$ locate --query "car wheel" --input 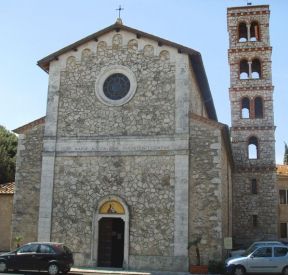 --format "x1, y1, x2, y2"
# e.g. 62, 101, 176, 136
234, 265, 246, 275
48, 263, 59, 275
0, 261, 7, 273
283, 266, 288, 275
